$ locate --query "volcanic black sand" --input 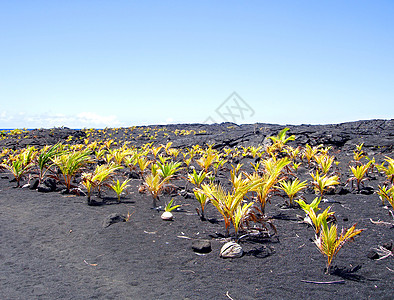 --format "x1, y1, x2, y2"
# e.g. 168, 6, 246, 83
0, 120, 393, 299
